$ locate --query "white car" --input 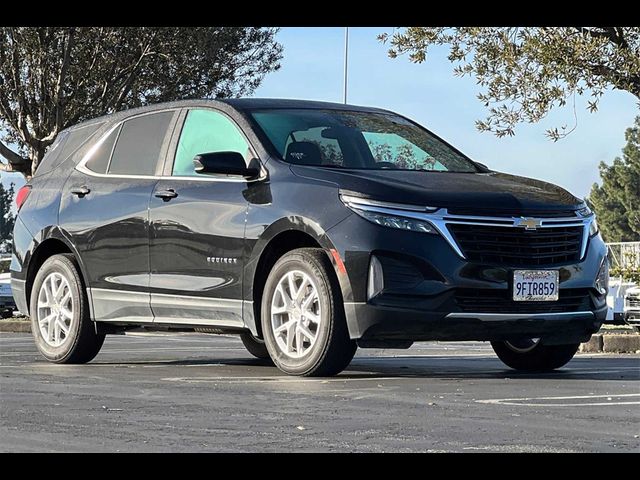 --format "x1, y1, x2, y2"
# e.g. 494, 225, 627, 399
624, 286, 640, 332
0, 258, 15, 318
